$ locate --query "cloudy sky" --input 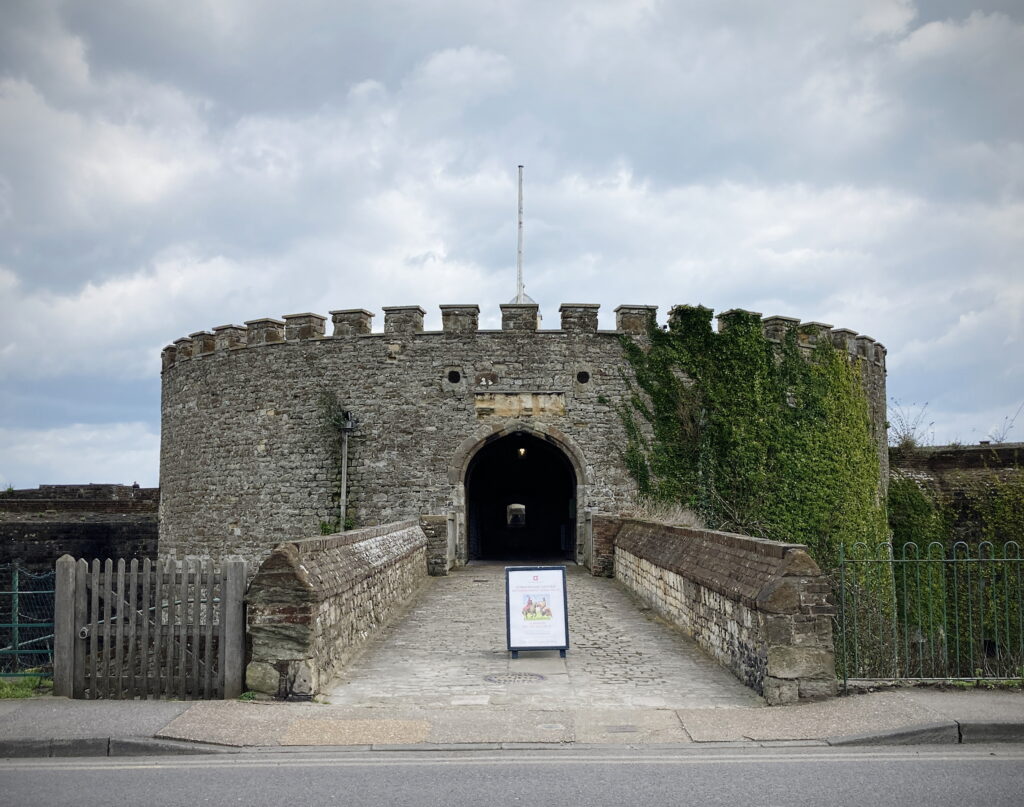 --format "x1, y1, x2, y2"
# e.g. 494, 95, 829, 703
1, 0, 1022, 489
